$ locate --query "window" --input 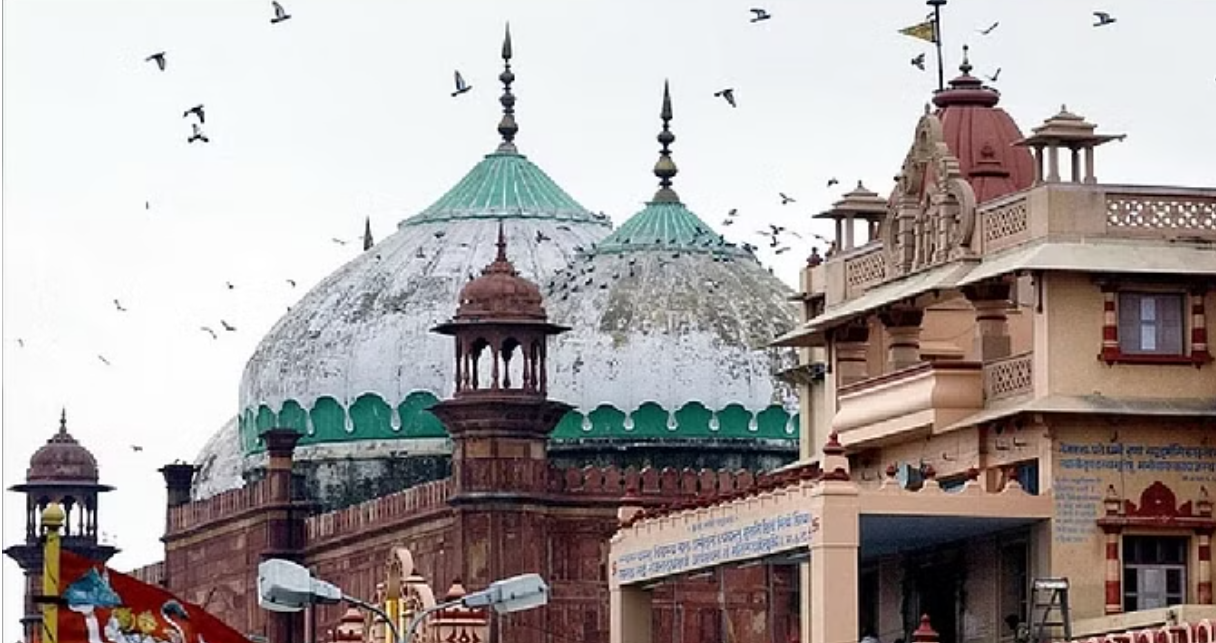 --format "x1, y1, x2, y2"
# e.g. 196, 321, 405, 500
1122, 536, 1188, 611
1118, 292, 1185, 356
